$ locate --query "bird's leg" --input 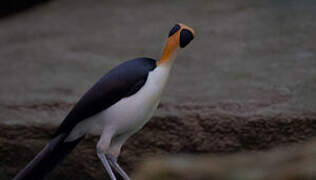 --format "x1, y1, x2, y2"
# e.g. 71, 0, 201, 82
97, 129, 118, 179
107, 154, 130, 180
97, 152, 117, 180
97, 134, 116, 180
